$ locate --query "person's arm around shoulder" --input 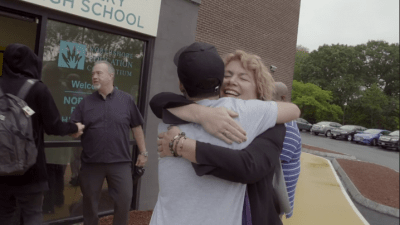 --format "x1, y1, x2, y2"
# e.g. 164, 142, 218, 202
157, 125, 285, 183
149, 92, 192, 121
239, 99, 300, 137
195, 124, 285, 183
150, 92, 247, 144
241, 99, 300, 125
164, 97, 300, 144
276, 102, 301, 124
